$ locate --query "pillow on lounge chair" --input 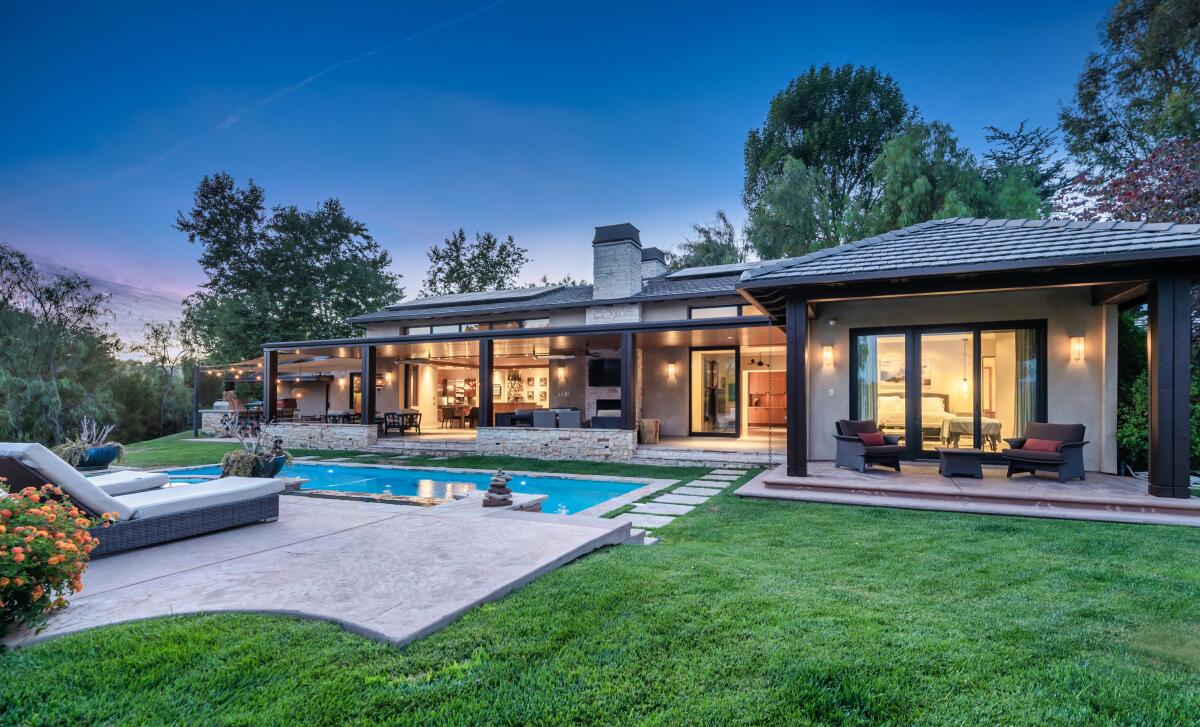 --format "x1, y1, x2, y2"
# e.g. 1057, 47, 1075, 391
0, 443, 135, 520
857, 432, 886, 446
1021, 438, 1062, 452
